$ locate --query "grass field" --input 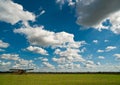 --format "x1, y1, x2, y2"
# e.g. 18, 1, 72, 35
0, 74, 120, 85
